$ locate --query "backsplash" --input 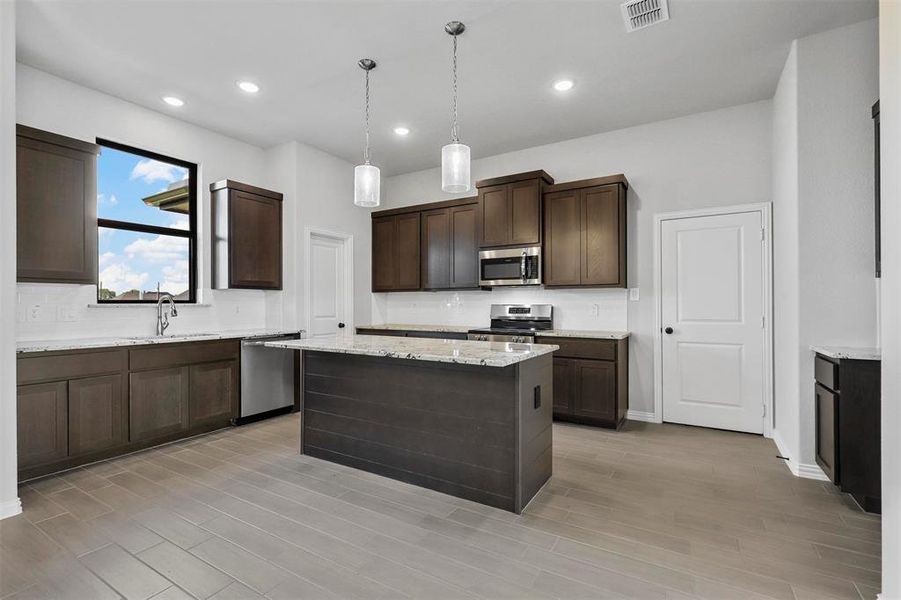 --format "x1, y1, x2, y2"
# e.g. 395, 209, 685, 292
16, 283, 273, 340
372, 287, 629, 331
